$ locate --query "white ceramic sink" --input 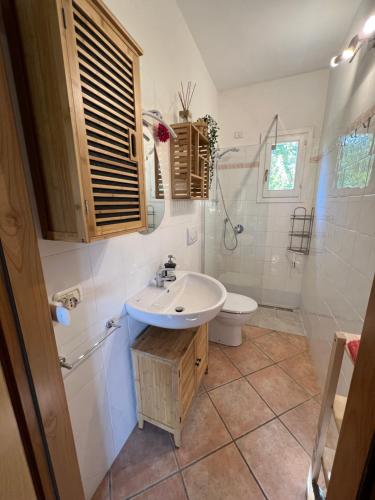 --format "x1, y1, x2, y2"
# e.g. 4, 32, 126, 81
126, 271, 227, 329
